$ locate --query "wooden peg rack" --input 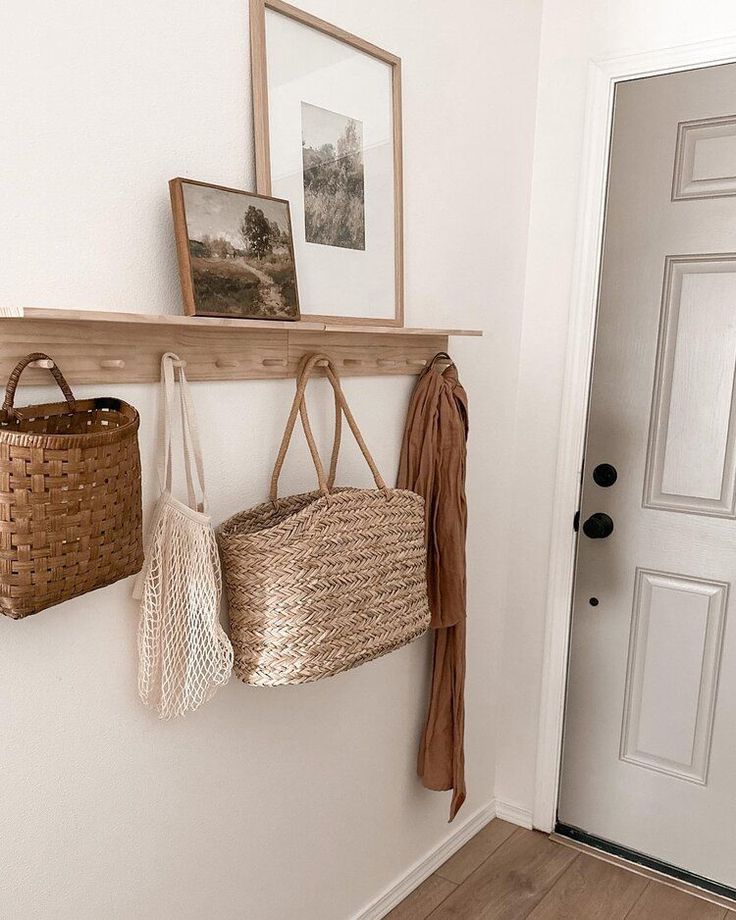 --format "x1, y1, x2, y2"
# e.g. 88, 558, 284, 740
0, 308, 482, 386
